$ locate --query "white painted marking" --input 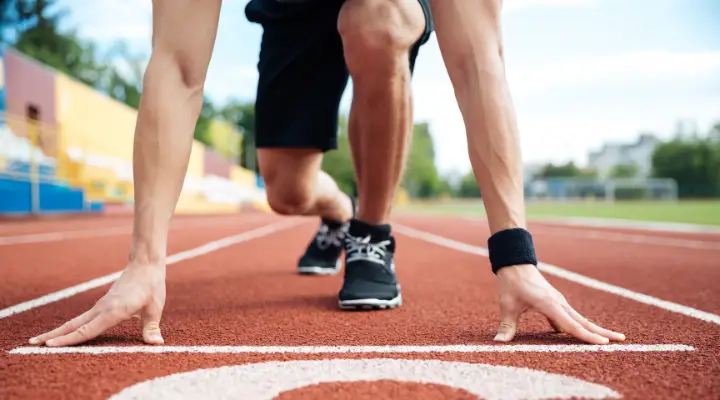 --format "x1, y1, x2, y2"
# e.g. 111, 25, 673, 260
8, 344, 694, 355
108, 359, 621, 400
0, 219, 302, 320
536, 217, 720, 234
394, 223, 720, 326
0, 214, 269, 246
0, 226, 130, 245
459, 216, 720, 250
529, 226, 719, 251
